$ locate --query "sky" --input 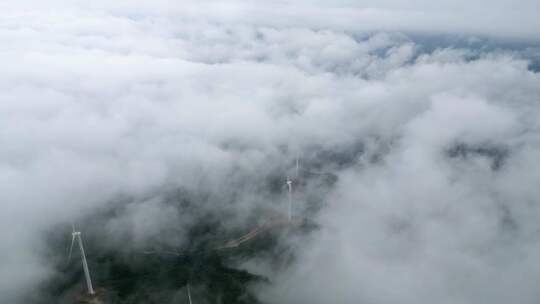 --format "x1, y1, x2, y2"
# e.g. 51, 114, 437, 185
1, 1, 540, 303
